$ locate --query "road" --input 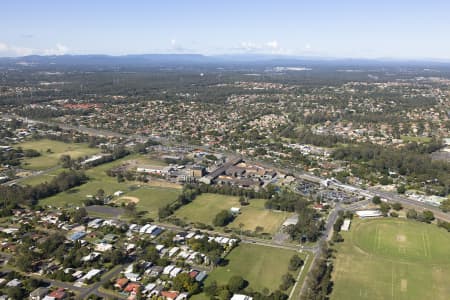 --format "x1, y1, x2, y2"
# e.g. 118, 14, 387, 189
77, 264, 127, 300
296, 202, 341, 299
288, 253, 309, 300
156, 221, 318, 252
